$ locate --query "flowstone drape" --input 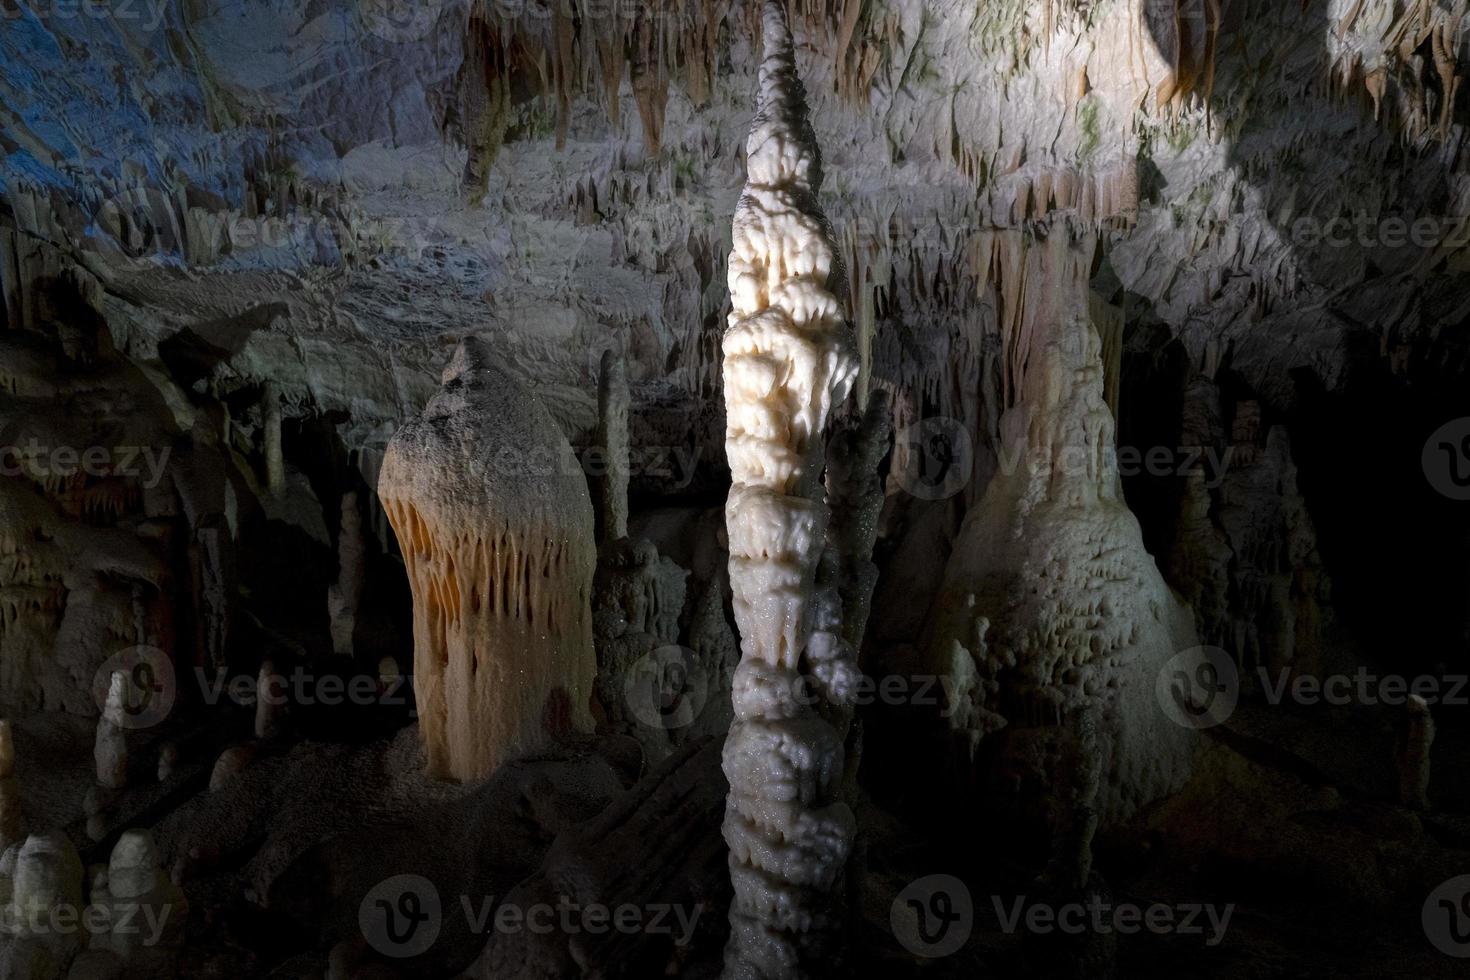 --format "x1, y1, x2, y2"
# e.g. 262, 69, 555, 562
719, 2, 862, 975
380, 338, 596, 782
923, 230, 1198, 830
